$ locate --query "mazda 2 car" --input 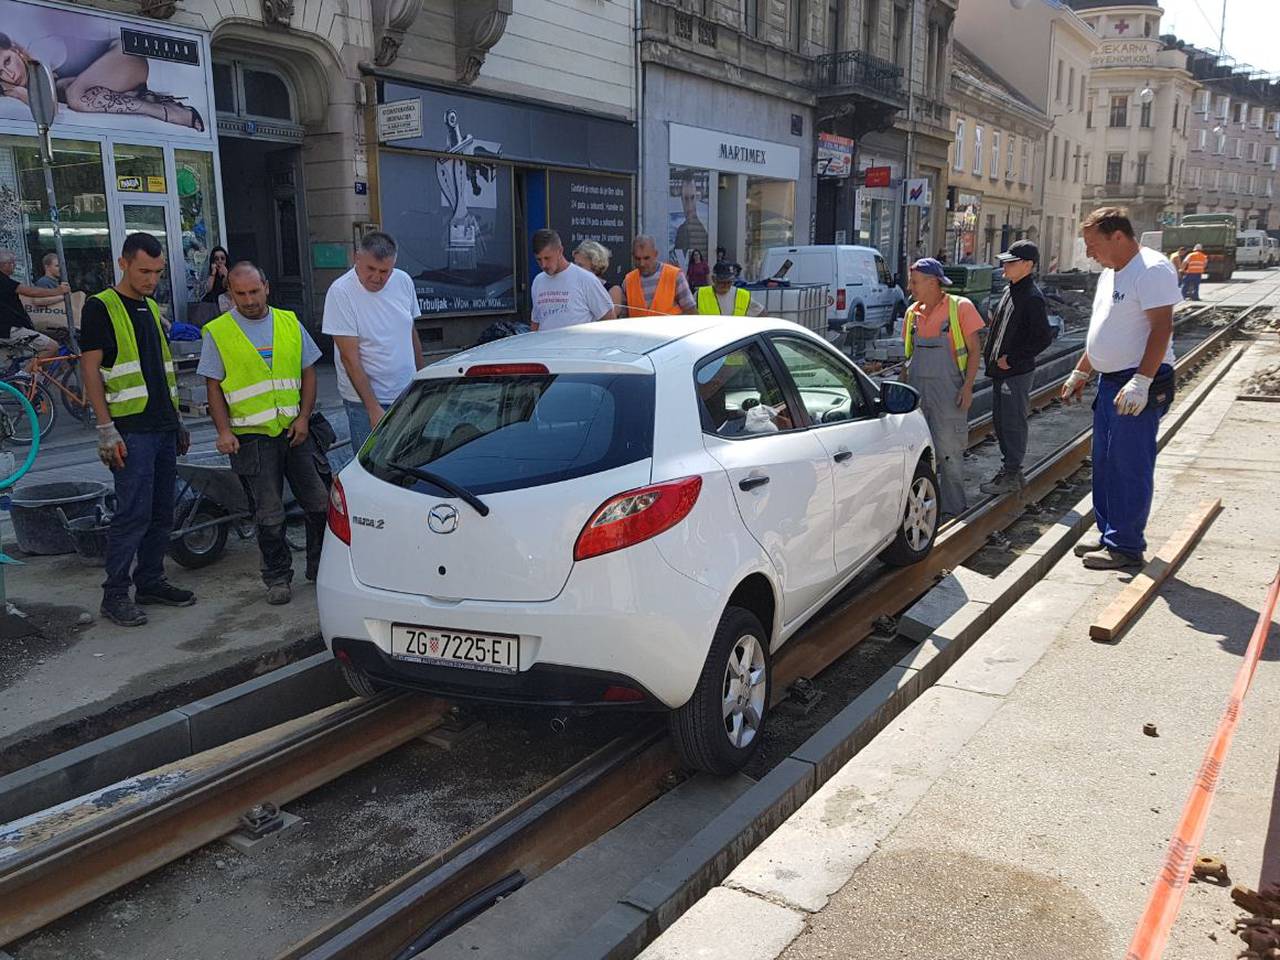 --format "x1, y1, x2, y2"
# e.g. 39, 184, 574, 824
318, 316, 938, 774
